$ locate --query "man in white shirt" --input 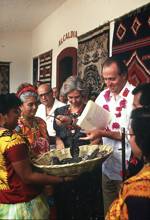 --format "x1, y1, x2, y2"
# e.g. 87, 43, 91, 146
82, 57, 135, 215
36, 83, 65, 138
